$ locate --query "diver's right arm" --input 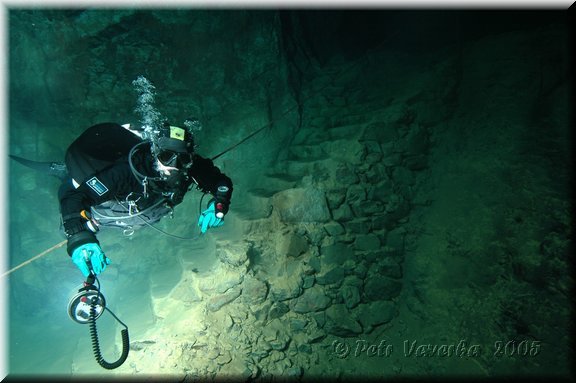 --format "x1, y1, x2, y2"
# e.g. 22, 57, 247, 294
59, 162, 141, 276
58, 177, 118, 277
